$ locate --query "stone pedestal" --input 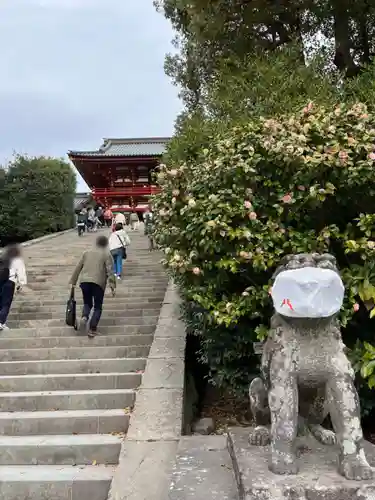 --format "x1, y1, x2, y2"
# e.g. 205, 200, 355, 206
228, 427, 375, 500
